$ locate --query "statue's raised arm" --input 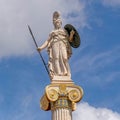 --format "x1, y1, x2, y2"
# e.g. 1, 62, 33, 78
37, 11, 80, 83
